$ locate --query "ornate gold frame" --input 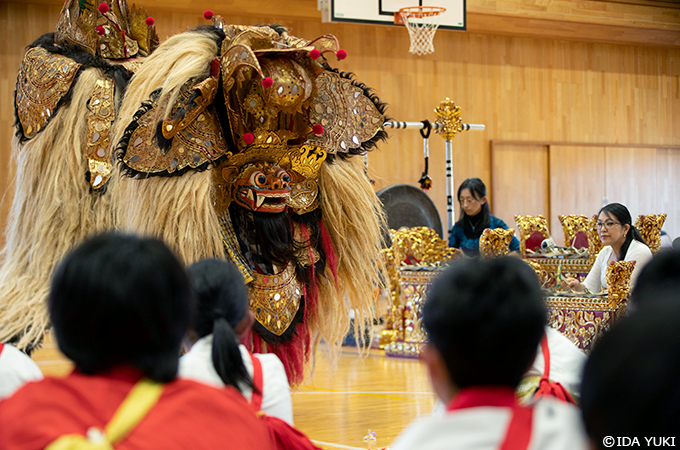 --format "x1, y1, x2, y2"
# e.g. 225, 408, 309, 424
479, 227, 514, 258
634, 213, 667, 254
379, 226, 463, 351
514, 214, 550, 255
